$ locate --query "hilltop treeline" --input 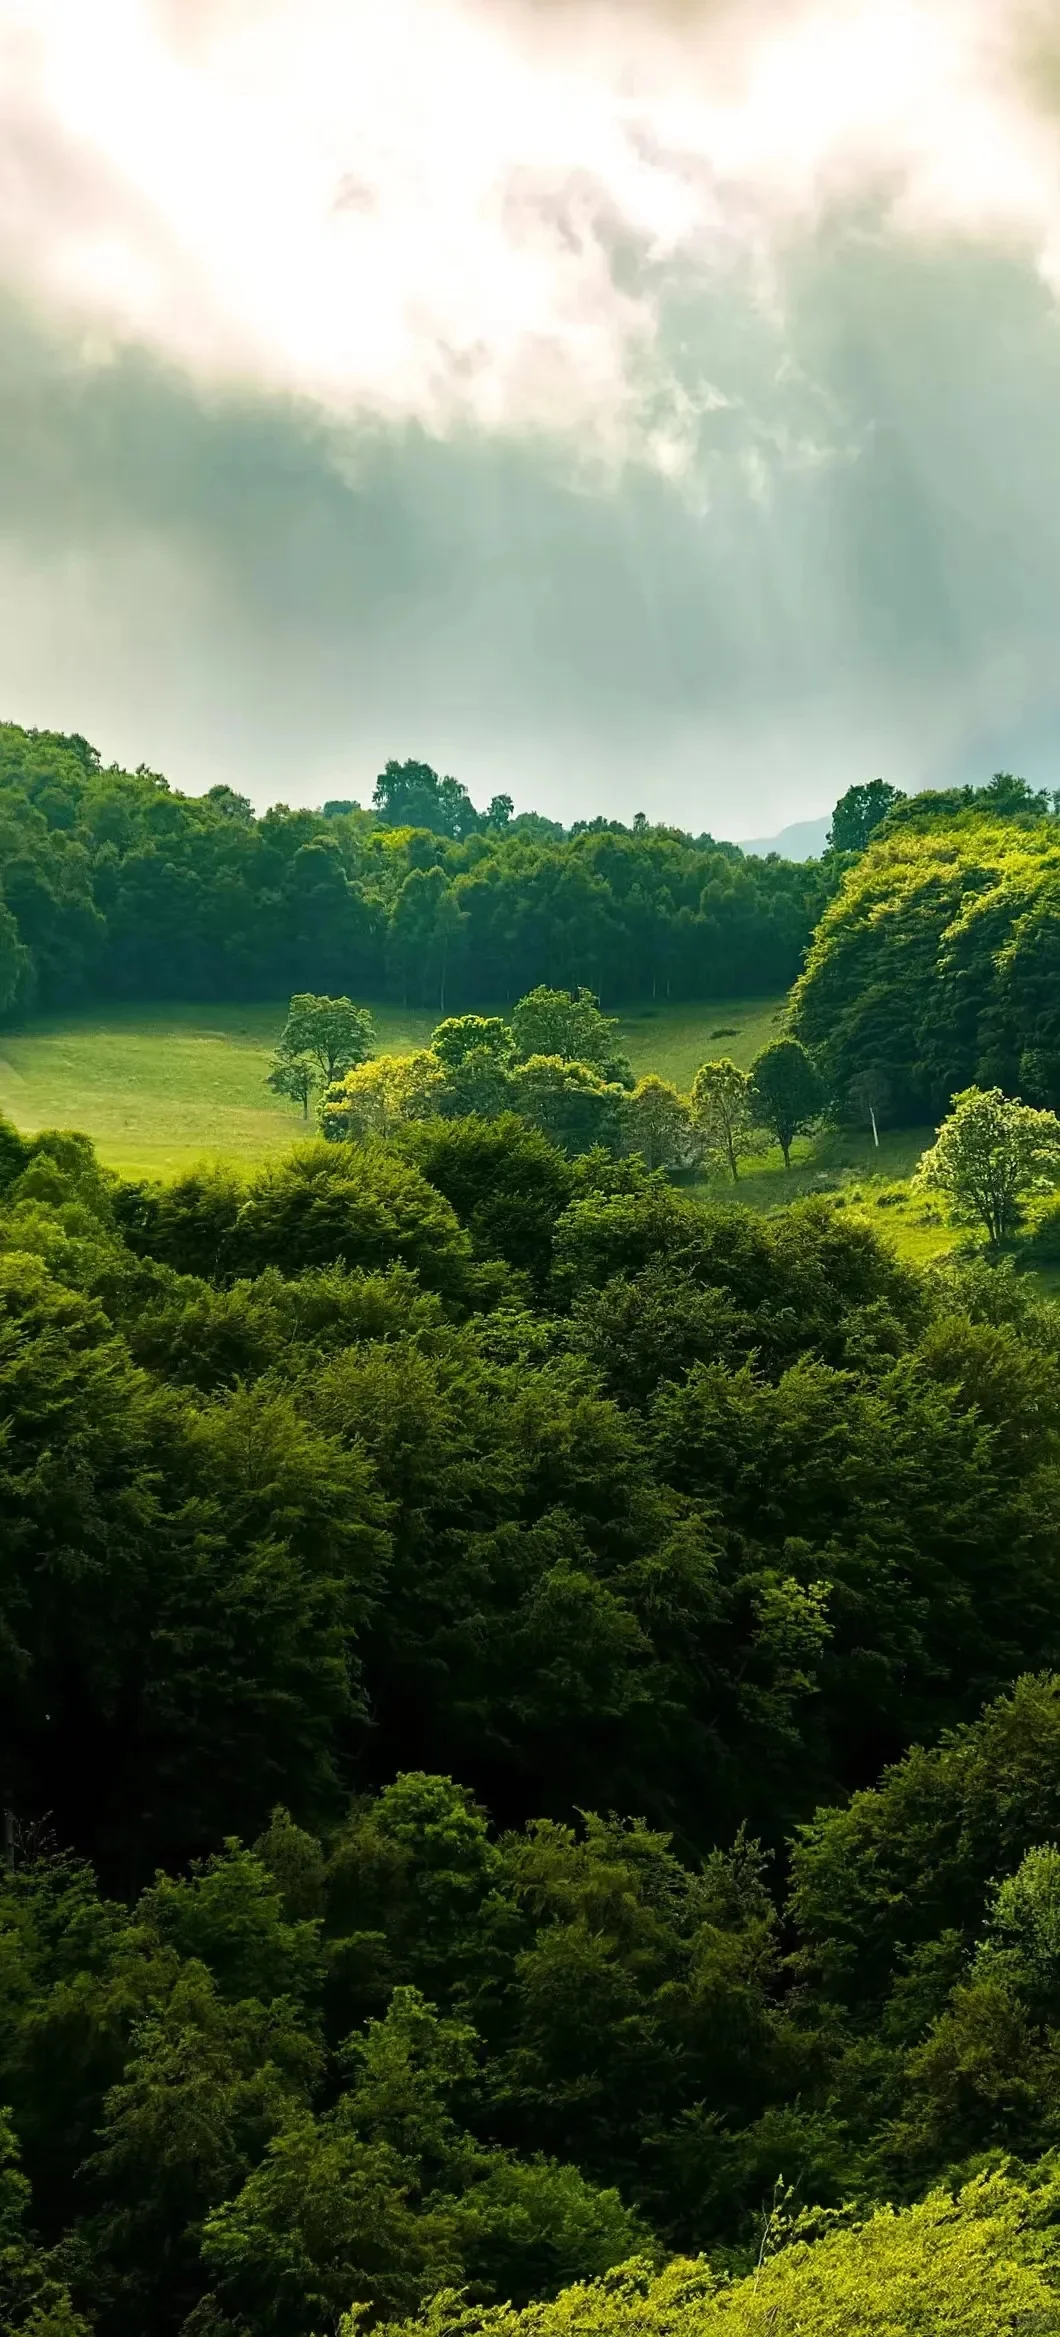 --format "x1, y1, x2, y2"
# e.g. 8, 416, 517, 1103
794, 783, 1060, 1121
5, 1106, 1060, 2329
0, 725, 827, 1016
